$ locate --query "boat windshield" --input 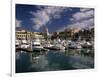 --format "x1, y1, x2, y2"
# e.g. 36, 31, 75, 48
32, 44, 40, 46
